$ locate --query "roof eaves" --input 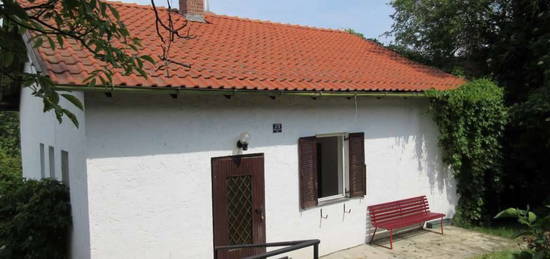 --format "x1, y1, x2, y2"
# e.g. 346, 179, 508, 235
22, 33, 49, 75
55, 84, 429, 98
